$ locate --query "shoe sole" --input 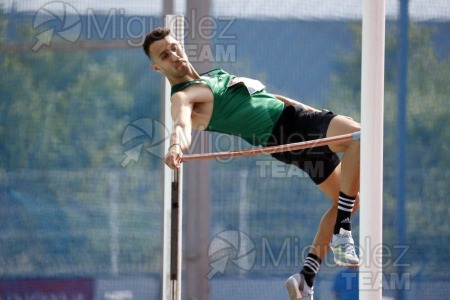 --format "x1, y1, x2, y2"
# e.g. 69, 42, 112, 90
334, 258, 360, 268
330, 246, 360, 268
285, 275, 313, 300
285, 276, 300, 300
